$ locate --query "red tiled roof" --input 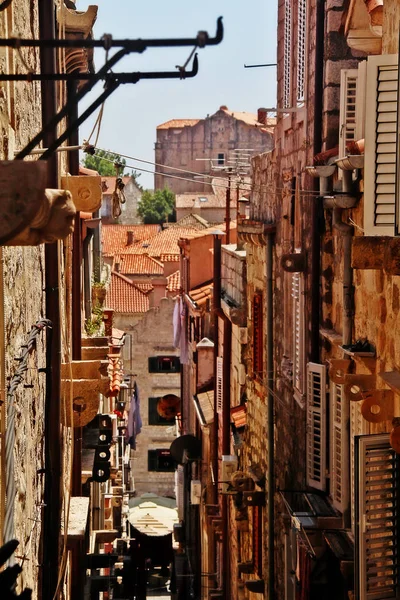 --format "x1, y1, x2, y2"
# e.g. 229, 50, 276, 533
105, 271, 149, 313
118, 226, 198, 259
167, 270, 181, 293
157, 119, 200, 130
102, 224, 160, 256
114, 254, 164, 275
135, 282, 154, 293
